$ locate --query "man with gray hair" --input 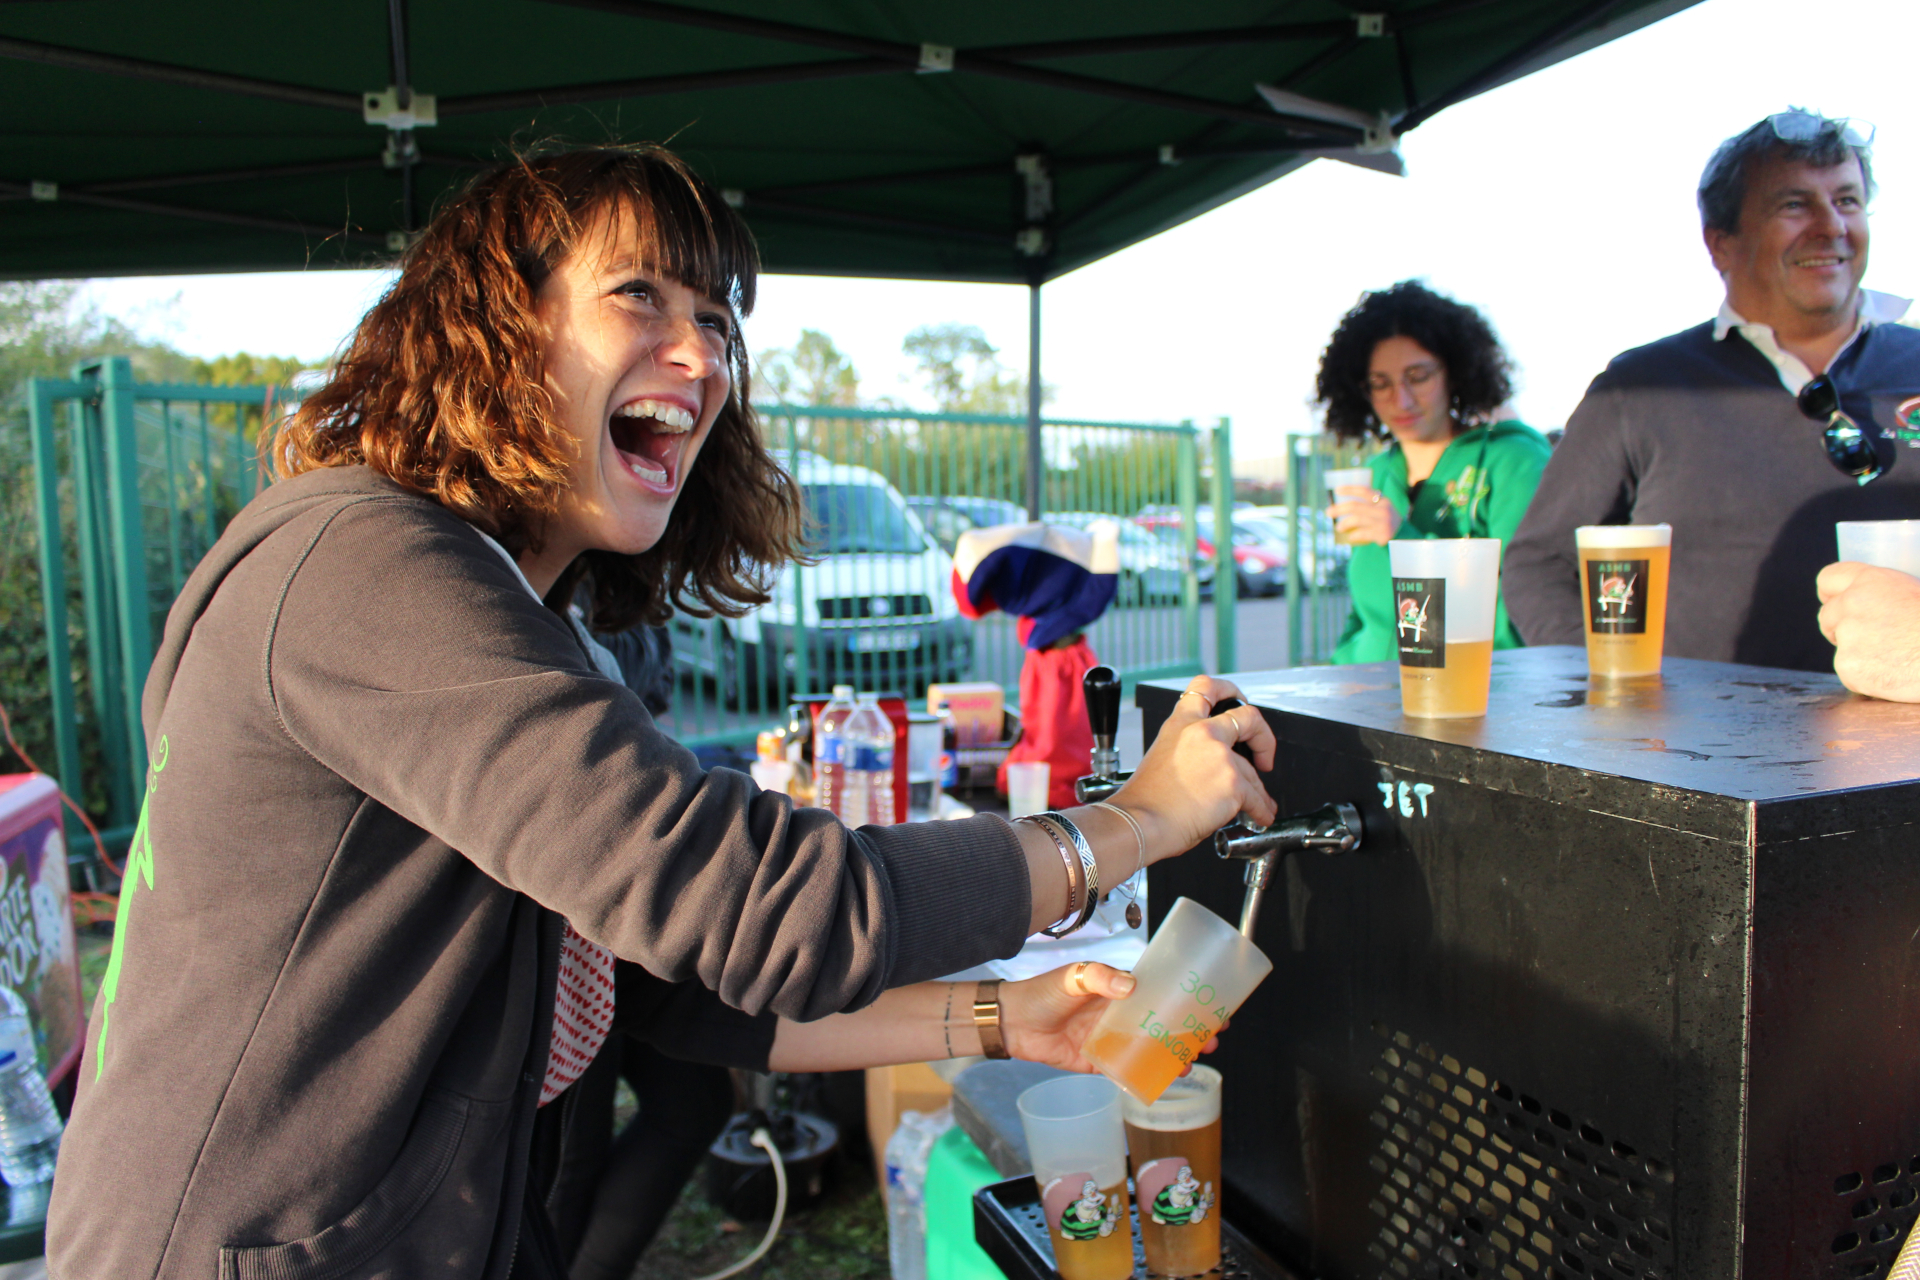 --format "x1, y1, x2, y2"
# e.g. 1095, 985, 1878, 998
1504, 110, 1920, 671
